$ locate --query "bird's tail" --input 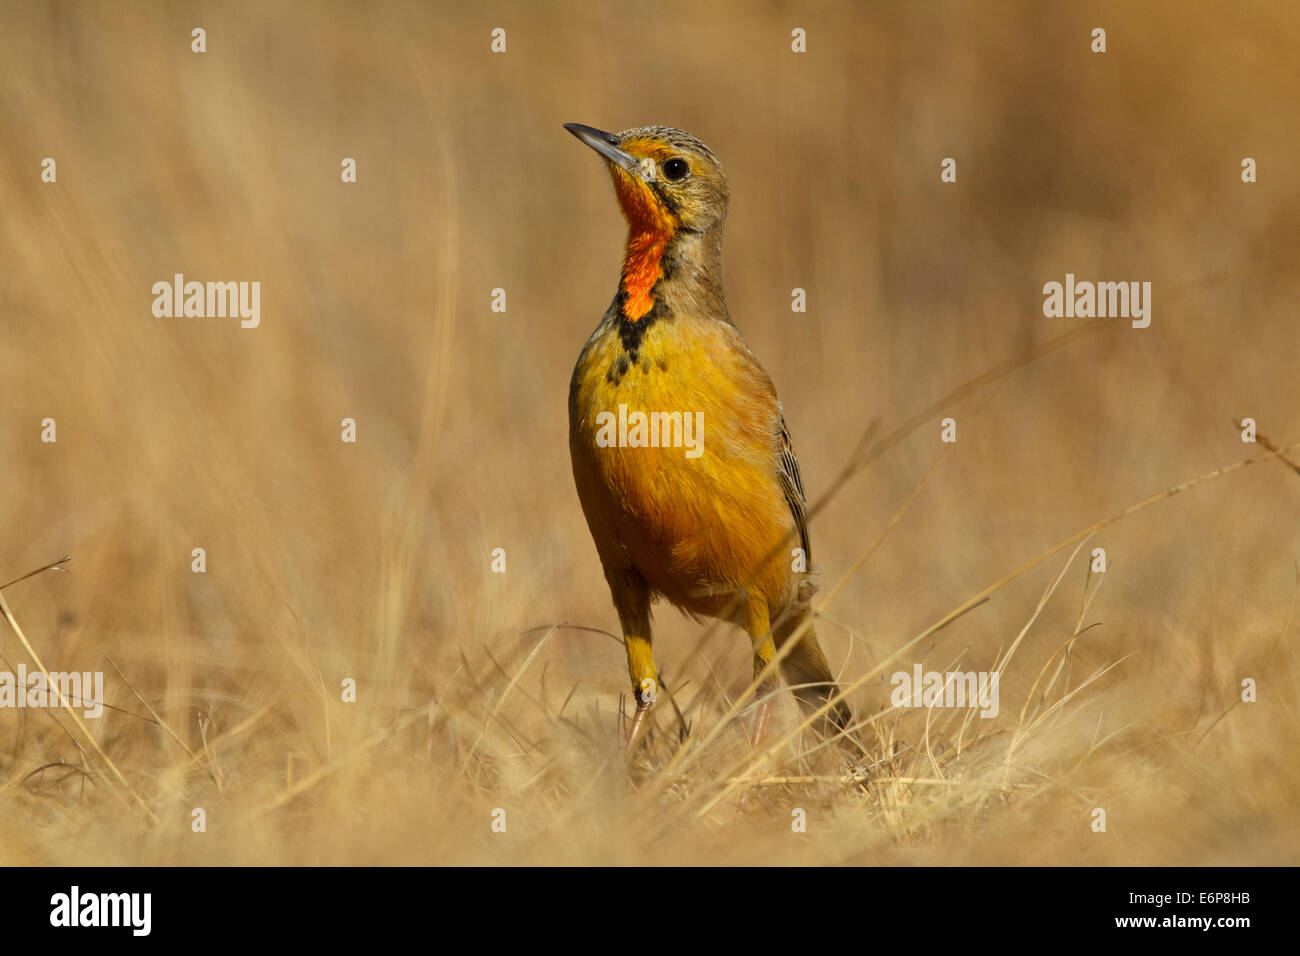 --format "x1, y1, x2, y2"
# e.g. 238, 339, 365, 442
772, 603, 855, 744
